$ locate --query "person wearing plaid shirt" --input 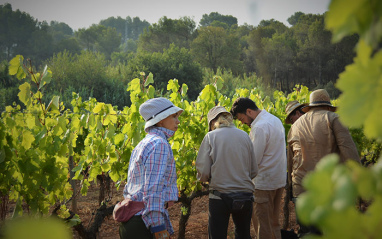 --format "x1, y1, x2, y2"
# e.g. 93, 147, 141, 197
120, 98, 183, 239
